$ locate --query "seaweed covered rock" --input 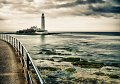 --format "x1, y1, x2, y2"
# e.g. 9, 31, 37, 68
94, 71, 106, 76
72, 77, 106, 84
107, 74, 120, 79
72, 61, 104, 68
39, 49, 56, 55
61, 57, 81, 62
38, 66, 61, 71
39, 48, 71, 55
65, 68, 76, 73
104, 62, 120, 67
